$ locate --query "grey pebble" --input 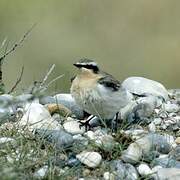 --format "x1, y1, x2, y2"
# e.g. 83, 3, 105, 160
35, 129, 74, 149
169, 145, 180, 161
153, 168, 180, 180
121, 133, 173, 164
110, 160, 138, 180
152, 157, 180, 168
